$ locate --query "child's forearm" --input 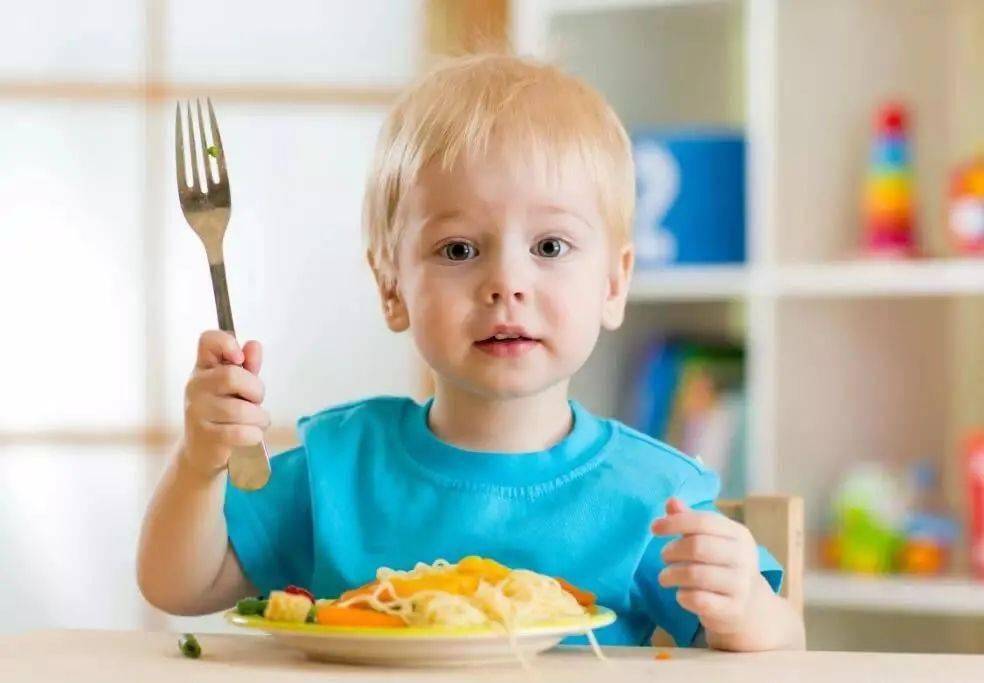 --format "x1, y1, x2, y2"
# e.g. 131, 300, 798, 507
137, 441, 251, 615
705, 576, 806, 652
